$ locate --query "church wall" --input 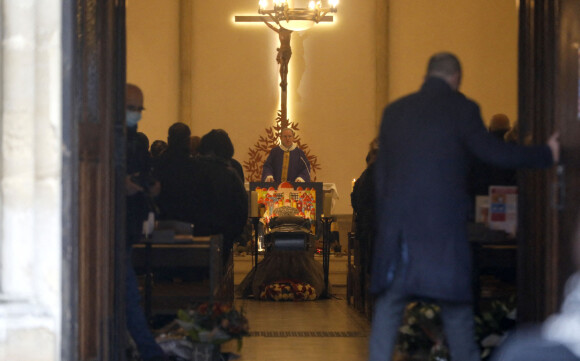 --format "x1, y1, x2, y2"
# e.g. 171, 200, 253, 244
126, 0, 518, 214
127, 0, 382, 214
387, 0, 518, 126
187, 0, 381, 215
126, 0, 181, 143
